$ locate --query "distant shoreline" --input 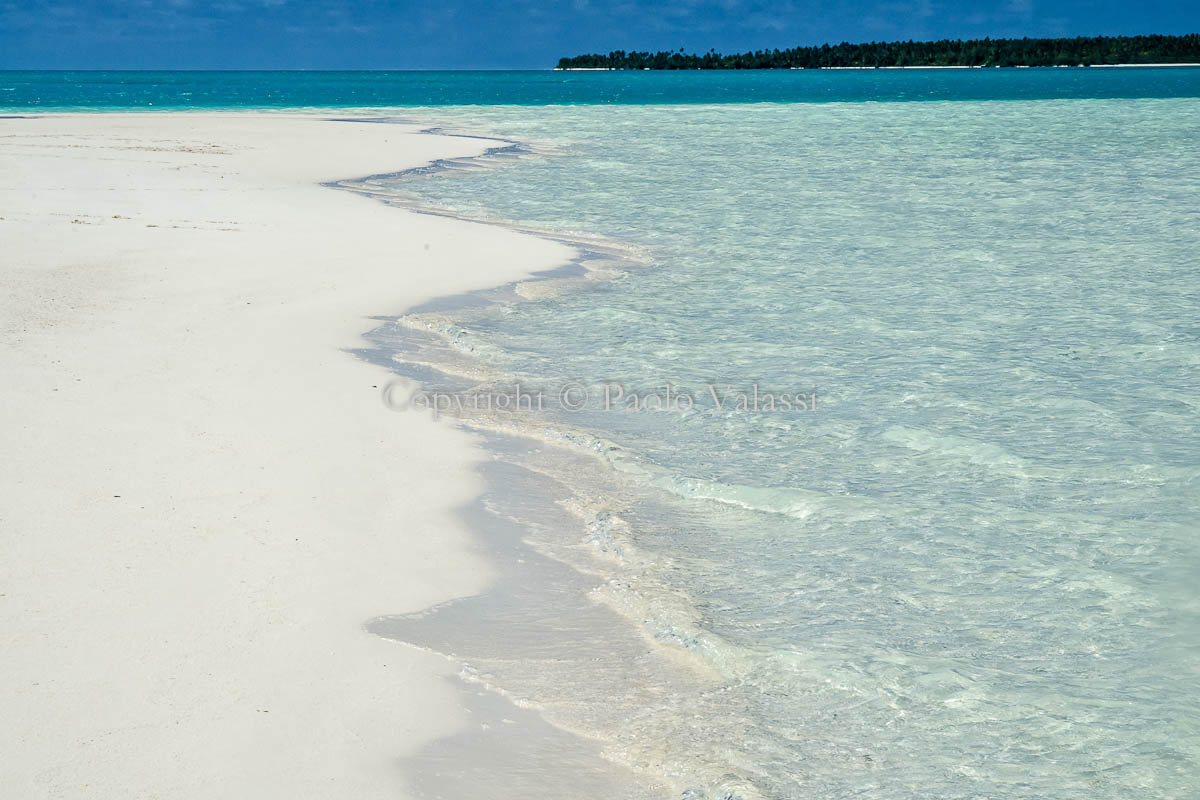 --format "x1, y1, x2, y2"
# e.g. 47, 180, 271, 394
556, 34, 1200, 70
556, 63, 1200, 71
